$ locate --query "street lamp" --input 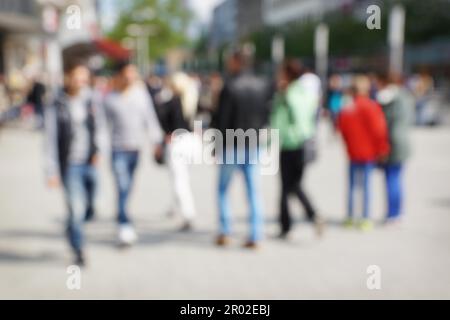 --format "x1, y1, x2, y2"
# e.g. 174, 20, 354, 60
126, 24, 156, 76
